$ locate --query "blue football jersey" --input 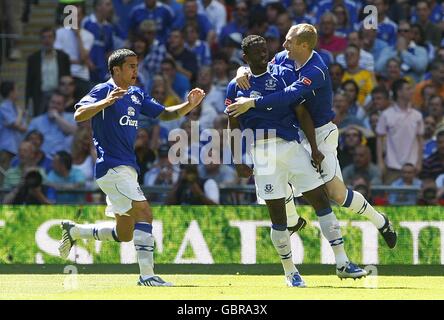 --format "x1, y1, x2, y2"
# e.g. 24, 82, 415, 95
225, 64, 303, 142
75, 79, 165, 179
256, 50, 335, 128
